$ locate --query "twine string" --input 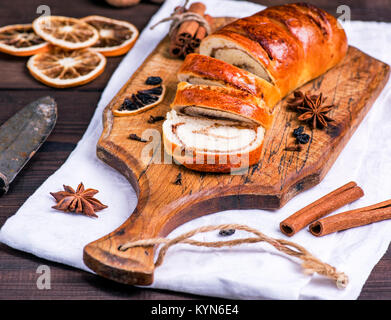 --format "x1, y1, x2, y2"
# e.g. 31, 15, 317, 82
150, 0, 211, 37
118, 223, 349, 289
